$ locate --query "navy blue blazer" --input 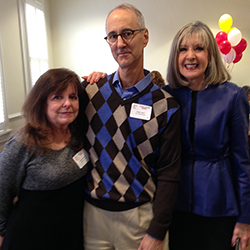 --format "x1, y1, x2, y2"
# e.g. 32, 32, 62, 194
164, 82, 250, 224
